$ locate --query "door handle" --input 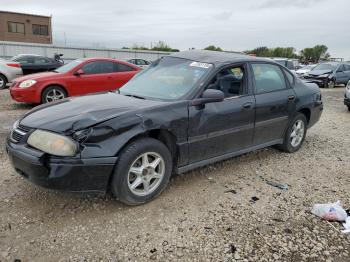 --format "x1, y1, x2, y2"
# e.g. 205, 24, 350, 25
288, 95, 296, 101
242, 102, 253, 110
